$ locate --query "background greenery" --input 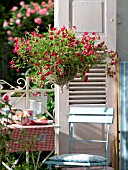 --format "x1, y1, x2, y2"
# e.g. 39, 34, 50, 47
0, 0, 54, 85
